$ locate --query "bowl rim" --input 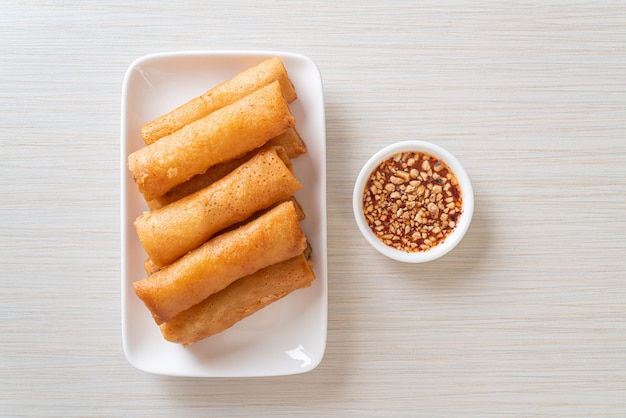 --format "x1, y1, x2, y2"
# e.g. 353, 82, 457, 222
352, 140, 474, 263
